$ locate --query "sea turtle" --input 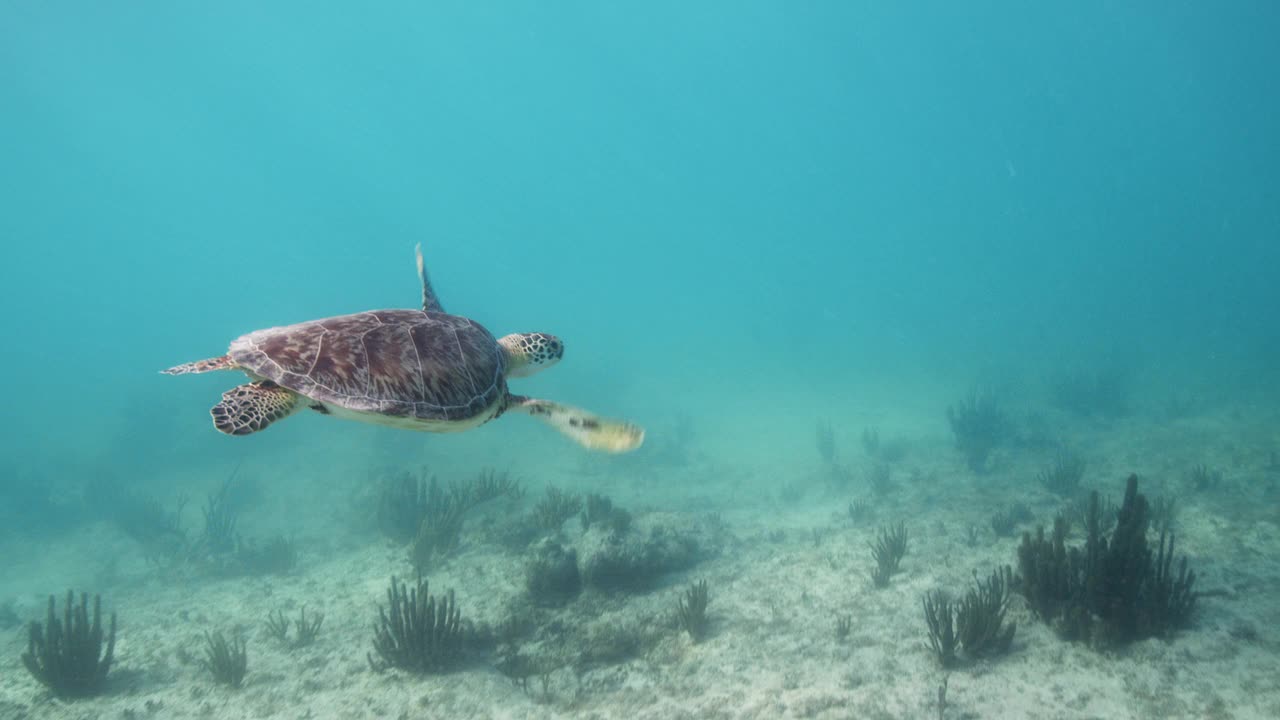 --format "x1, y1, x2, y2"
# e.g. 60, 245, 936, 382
163, 246, 644, 453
